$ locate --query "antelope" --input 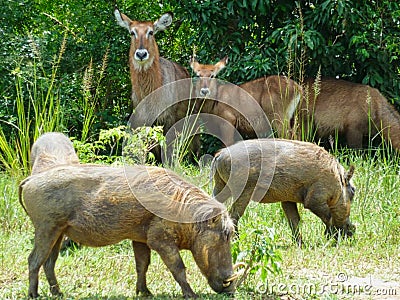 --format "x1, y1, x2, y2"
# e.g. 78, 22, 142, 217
190, 57, 303, 145
114, 8, 198, 159
300, 77, 400, 151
